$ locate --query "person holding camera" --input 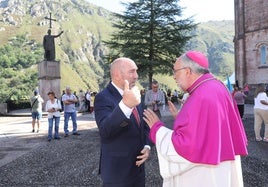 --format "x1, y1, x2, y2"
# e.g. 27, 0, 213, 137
144, 80, 165, 118
45, 91, 62, 141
